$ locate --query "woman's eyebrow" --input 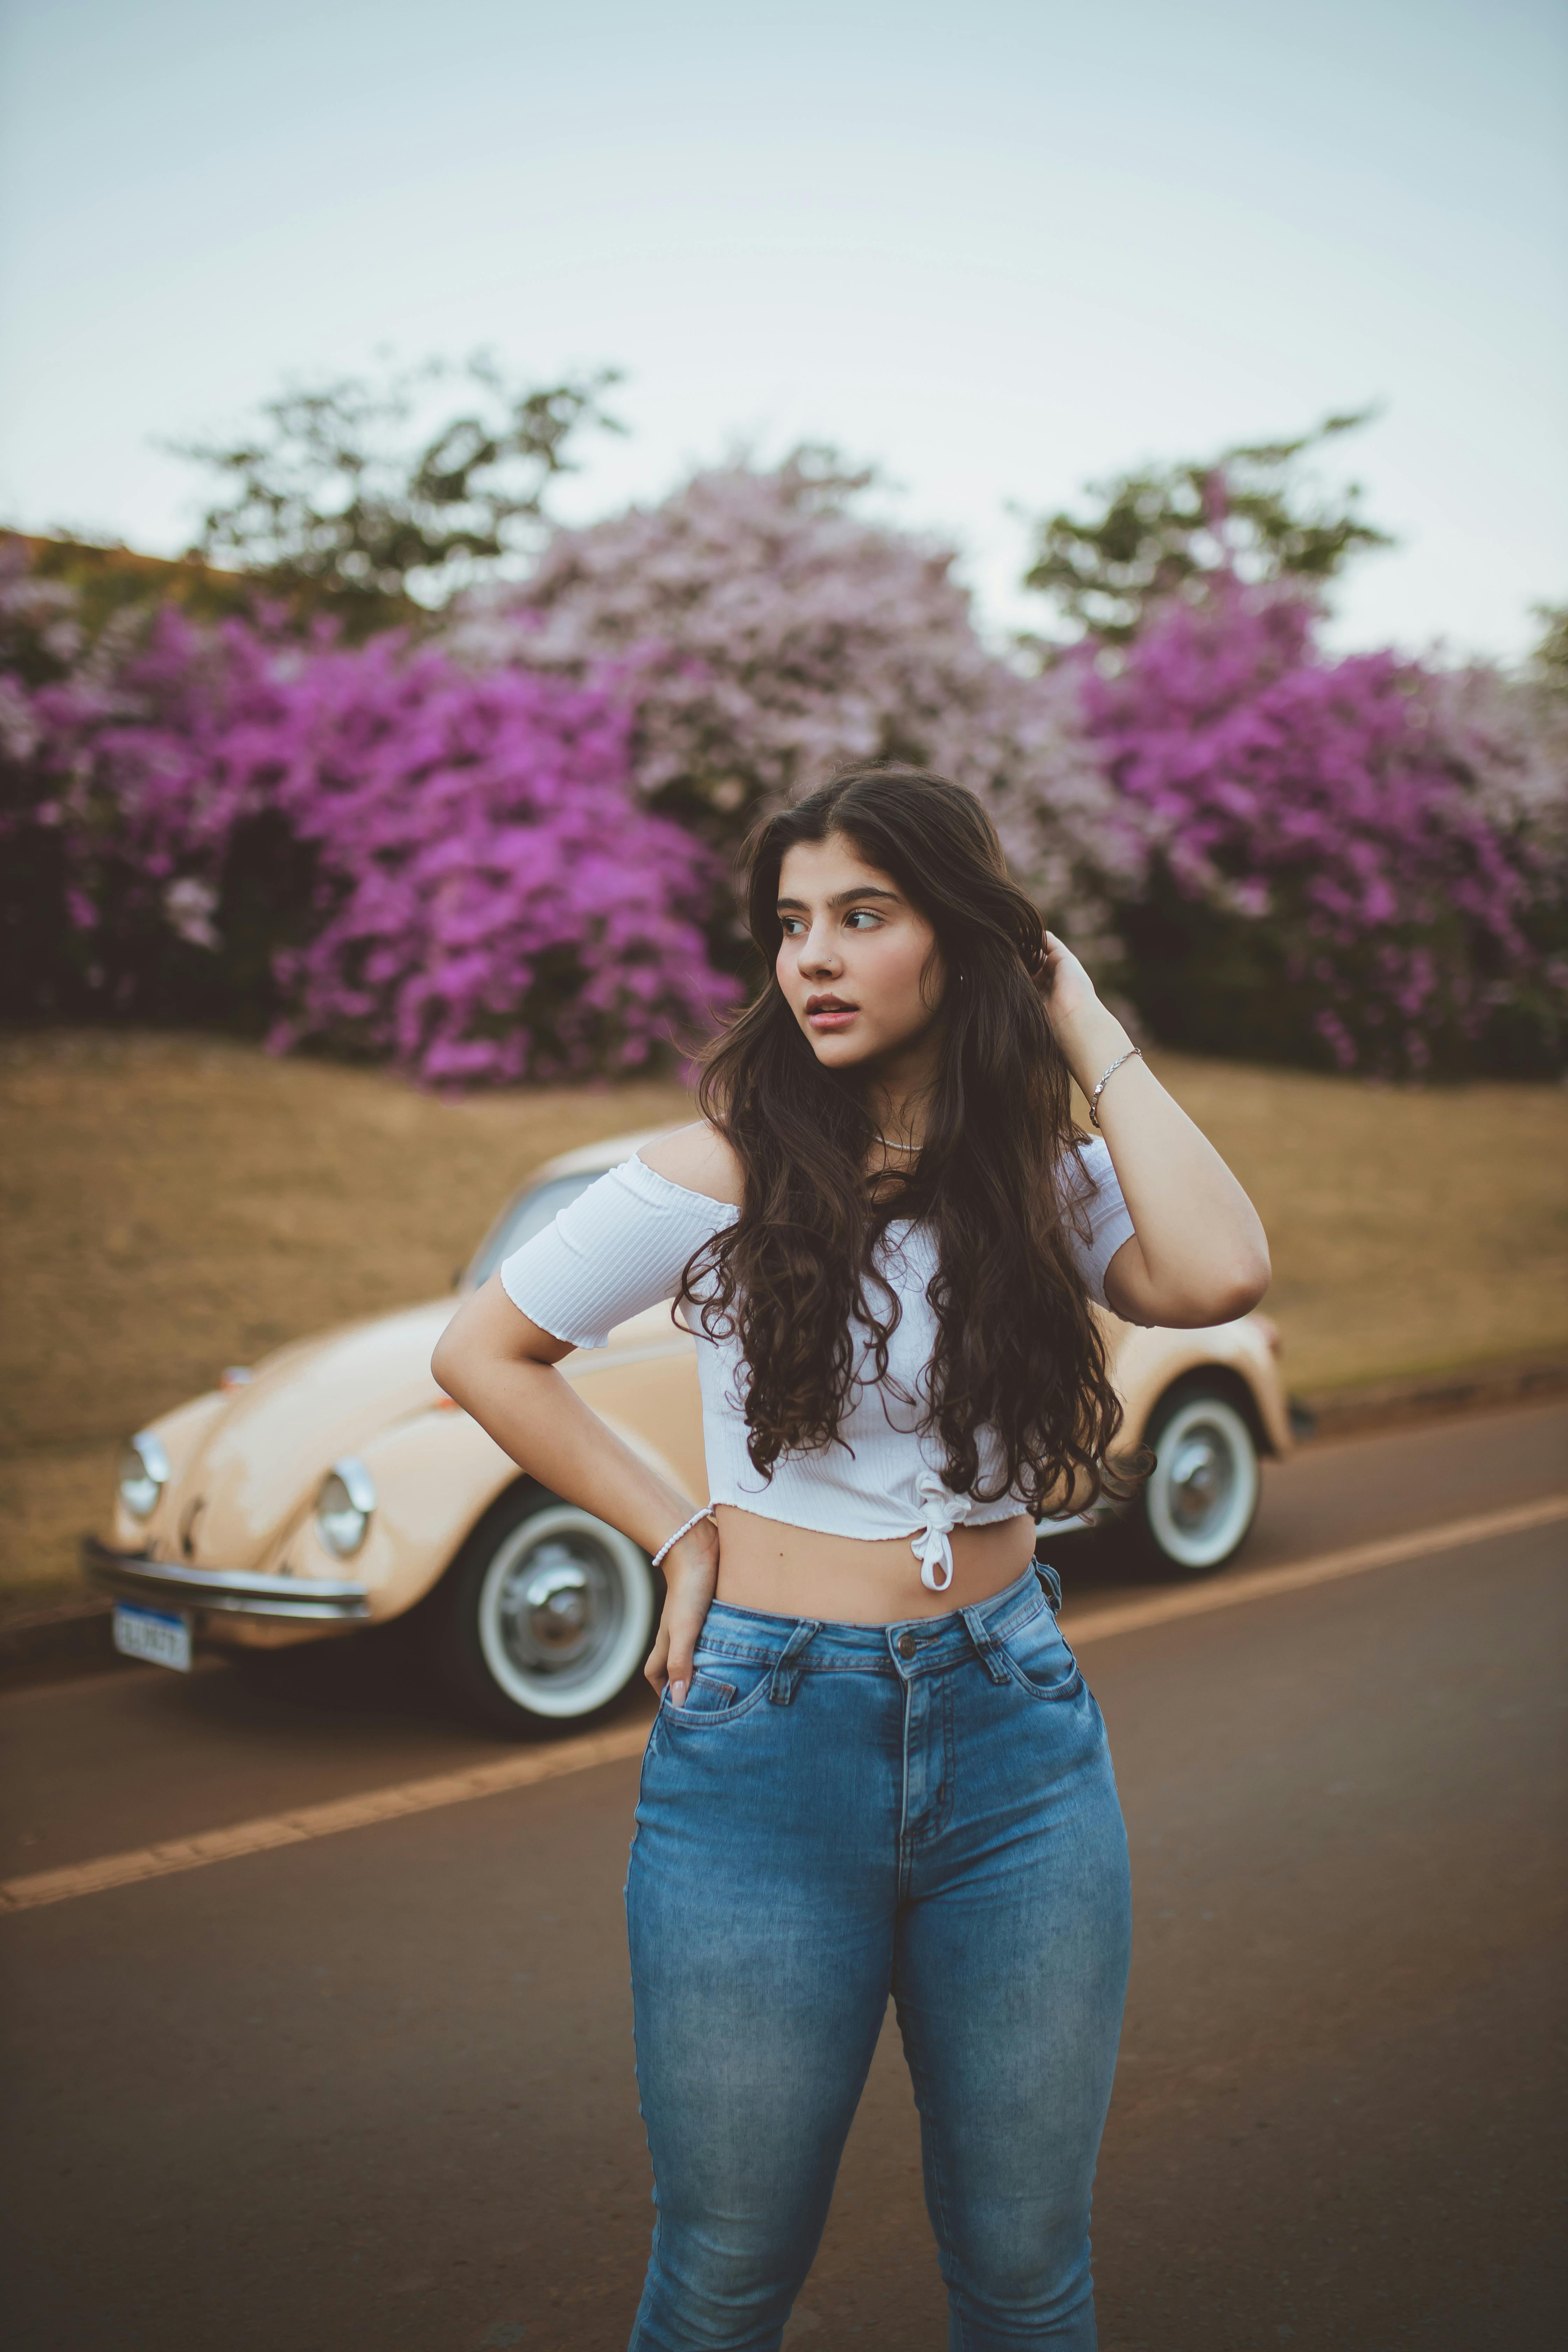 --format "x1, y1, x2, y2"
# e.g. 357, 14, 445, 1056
775, 887, 903, 913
